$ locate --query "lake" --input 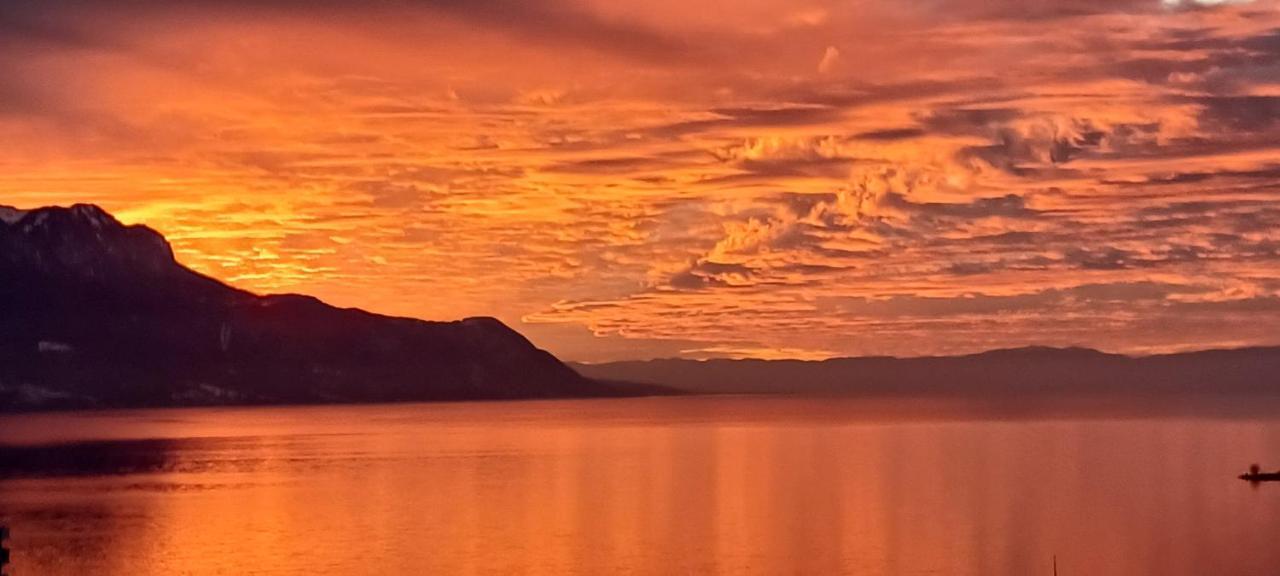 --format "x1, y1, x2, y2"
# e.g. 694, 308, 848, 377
2, 396, 1279, 575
